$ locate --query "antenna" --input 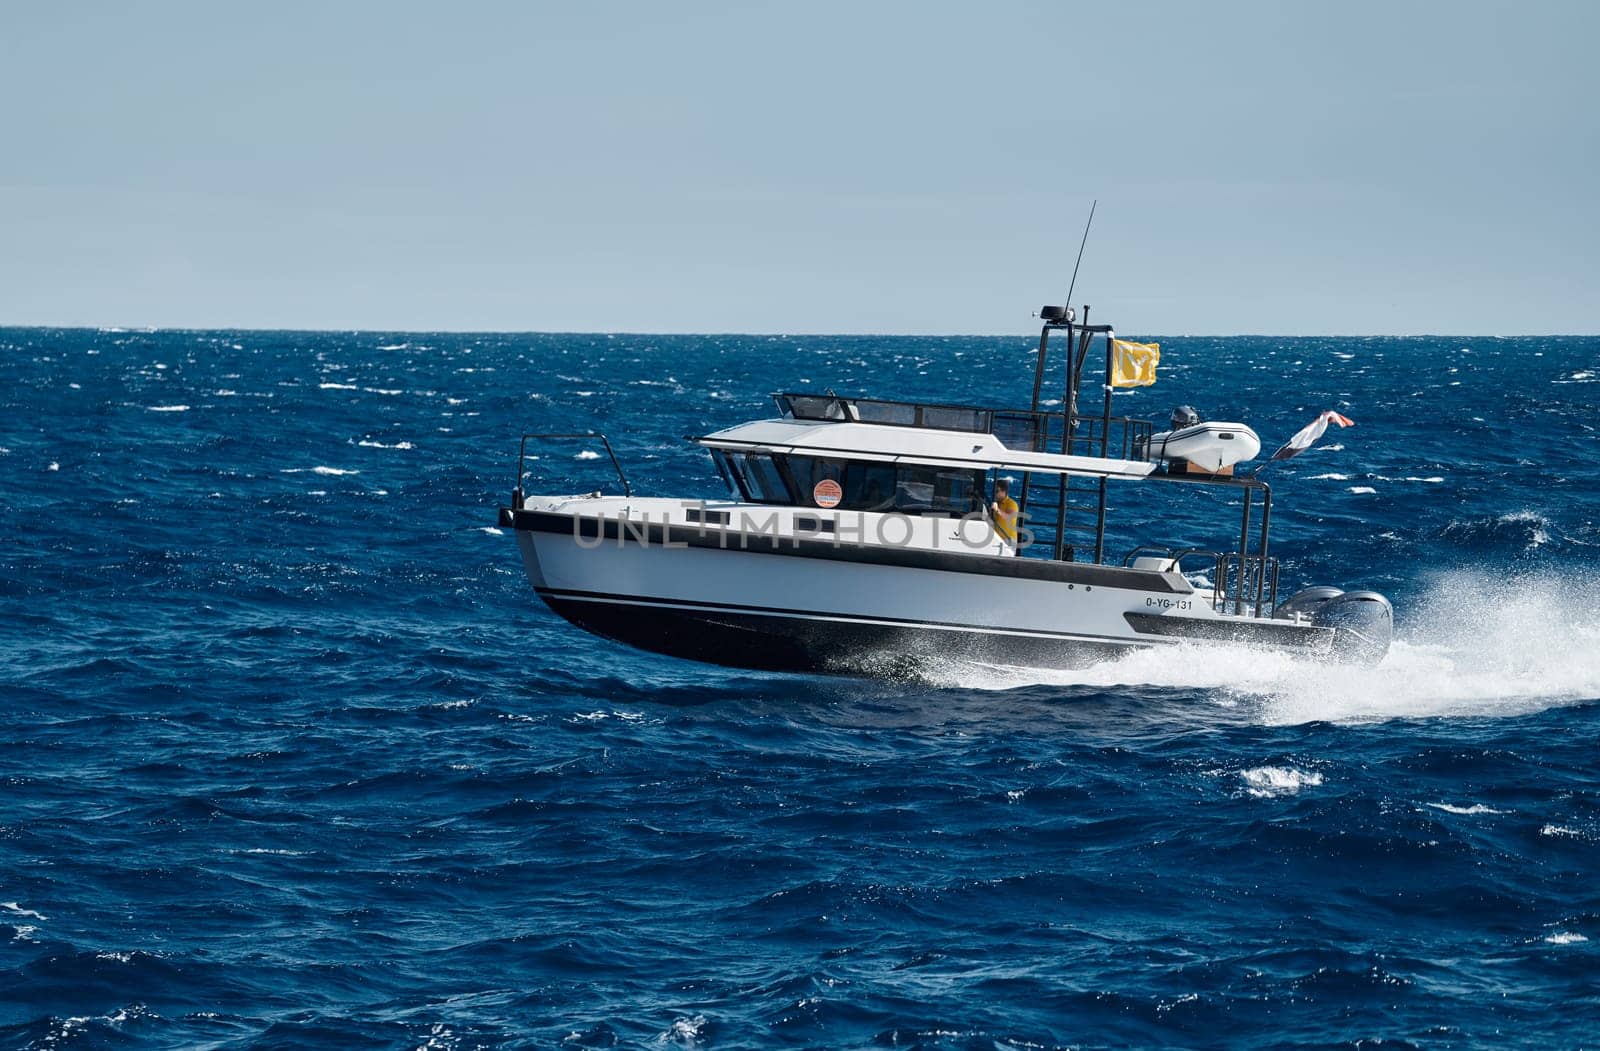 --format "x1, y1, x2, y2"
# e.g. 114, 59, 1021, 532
1063, 199, 1097, 314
